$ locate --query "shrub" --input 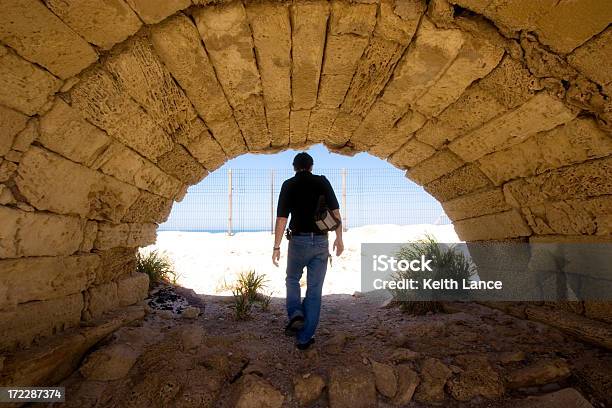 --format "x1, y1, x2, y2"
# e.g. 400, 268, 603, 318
136, 250, 178, 288
236, 269, 268, 302
232, 286, 253, 320
231, 270, 272, 319
391, 234, 476, 315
